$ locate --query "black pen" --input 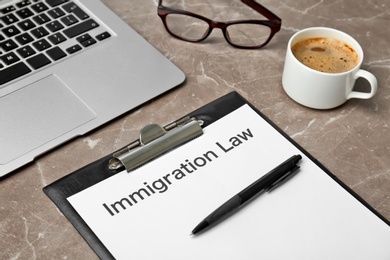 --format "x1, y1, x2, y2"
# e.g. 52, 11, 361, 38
191, 154, 302, 235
